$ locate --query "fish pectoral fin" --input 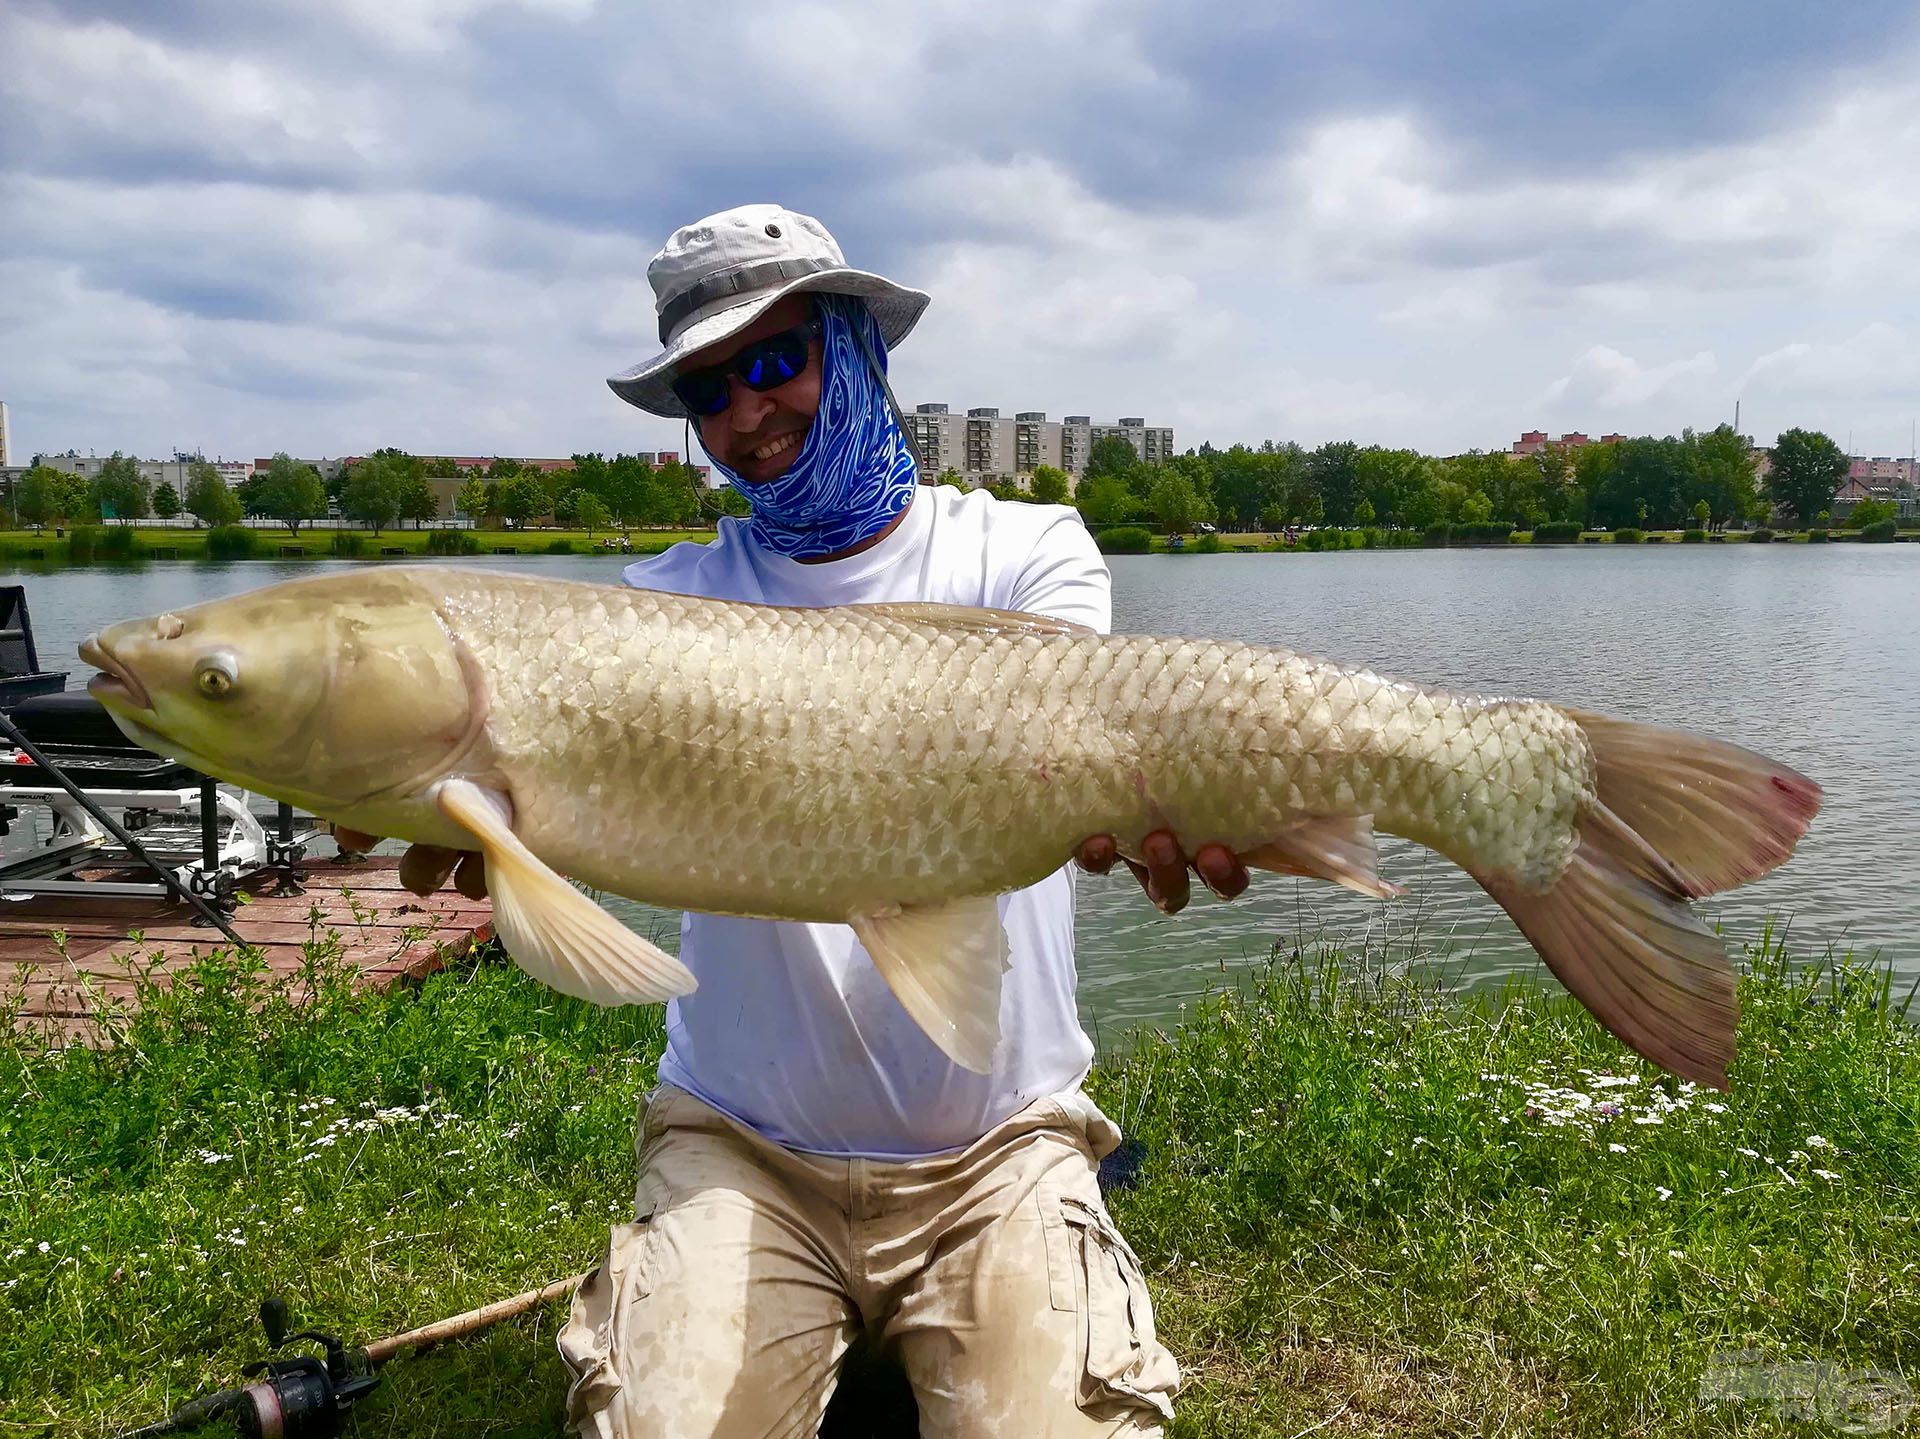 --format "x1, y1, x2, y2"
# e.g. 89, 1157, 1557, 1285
845, 601, 1094, 637
435, 778, 696, 1008
1242, 815, 1406, 900
850, 895, 1007, 1074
